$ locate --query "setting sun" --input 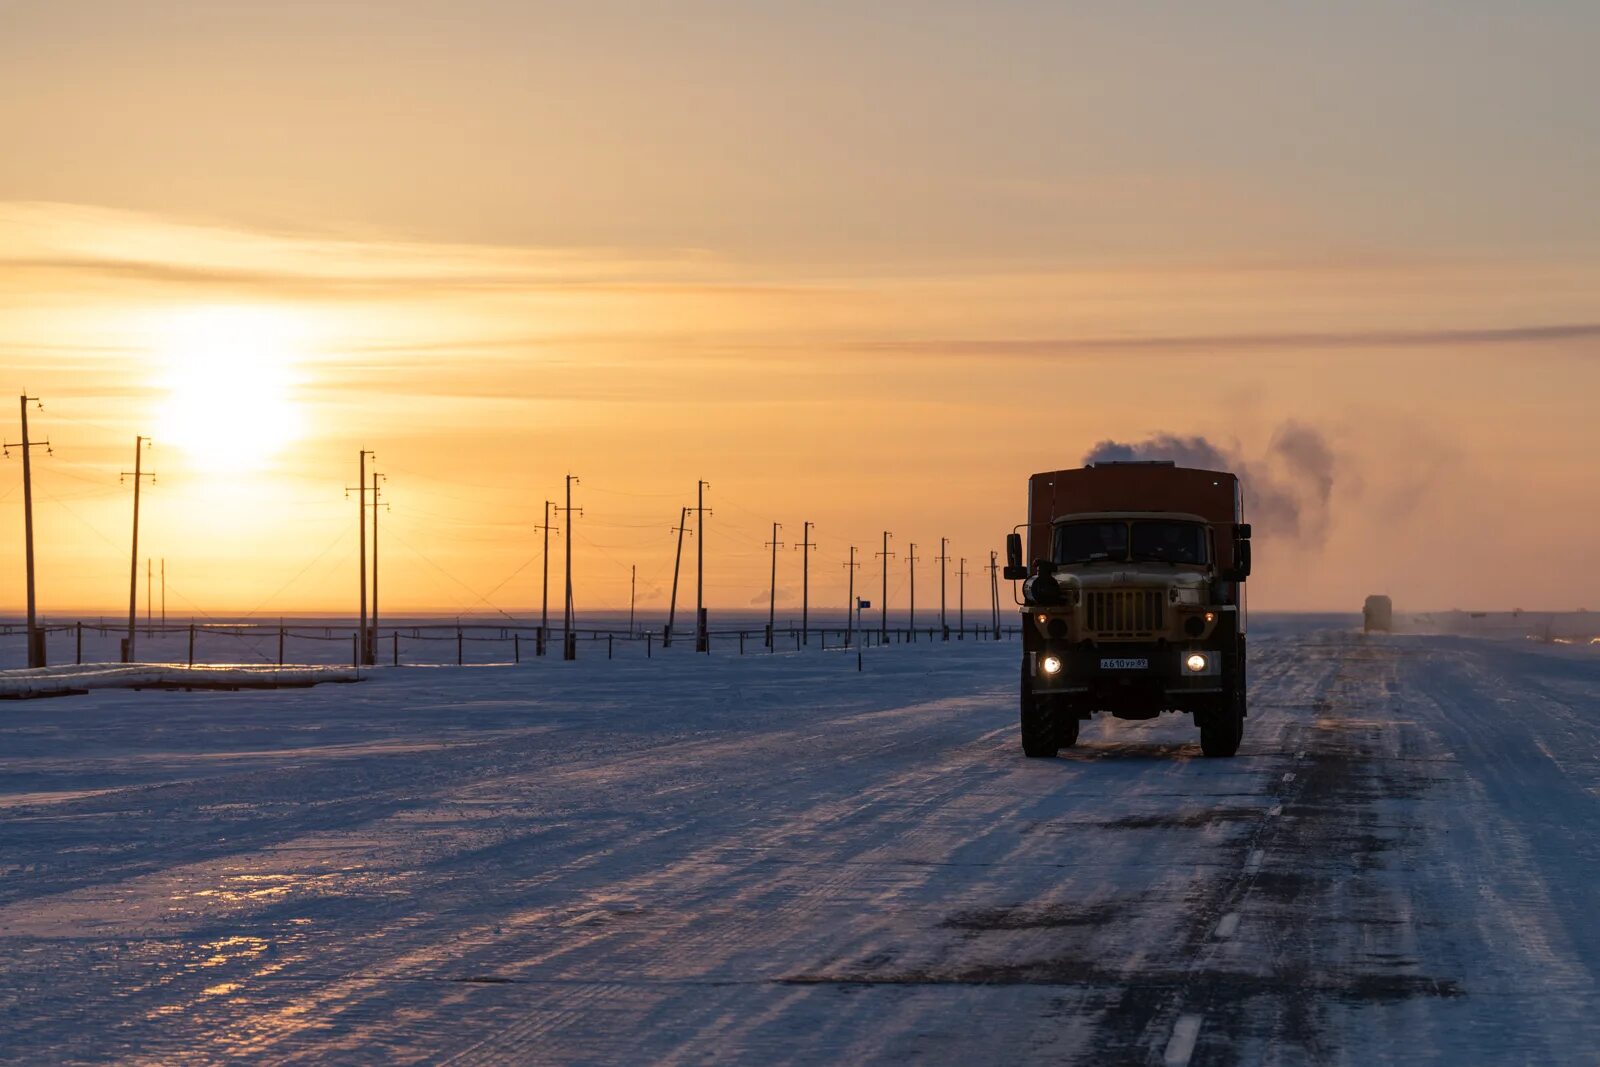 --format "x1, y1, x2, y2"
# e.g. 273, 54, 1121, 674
152, 305, 306, 472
